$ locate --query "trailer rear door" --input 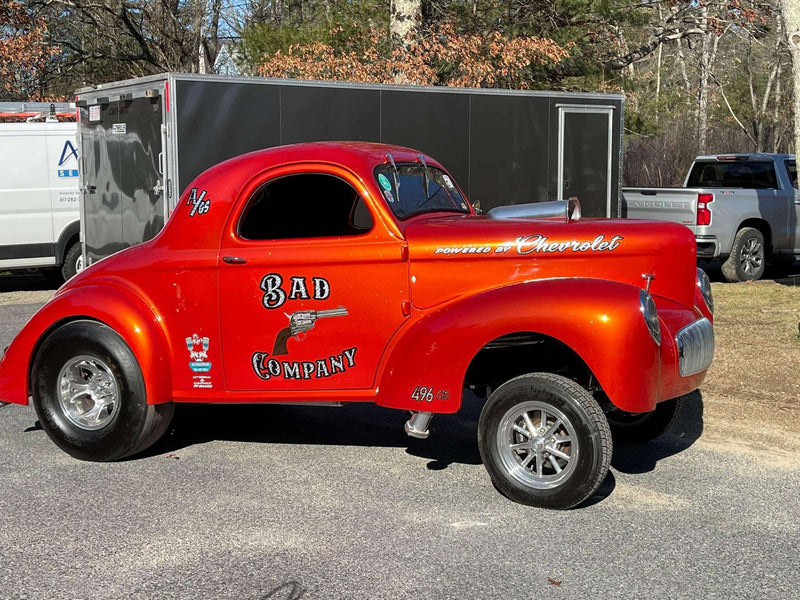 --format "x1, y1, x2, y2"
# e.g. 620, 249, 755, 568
558, 106, 614, 217
80, 94, 164, 265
